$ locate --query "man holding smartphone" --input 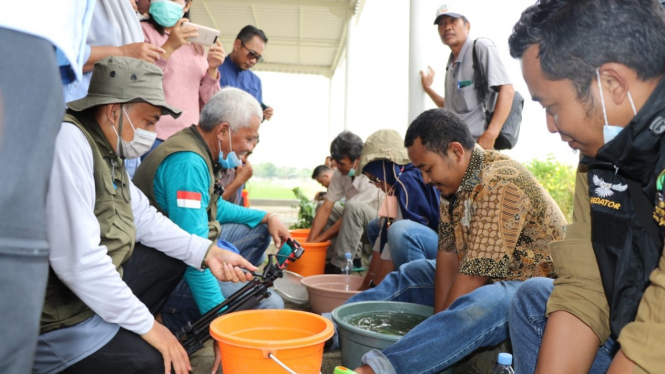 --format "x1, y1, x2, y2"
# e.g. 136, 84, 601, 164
219, 25, 274, 122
